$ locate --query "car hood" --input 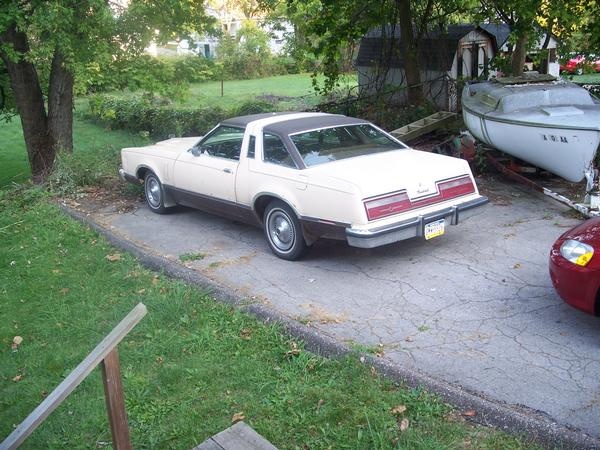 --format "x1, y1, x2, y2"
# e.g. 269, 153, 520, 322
305, 149, 476, 199
559, 217, 600, 248
125, 136, 201, 156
